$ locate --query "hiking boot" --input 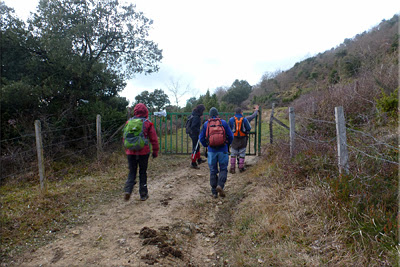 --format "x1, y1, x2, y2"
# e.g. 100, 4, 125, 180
211, 193, 218, 199
140, 194, 149, 201
124, 192, 131, 201
230, 168, 235, 174
216, 185, 225, 198
197, 158, 207, 165
239, 167, 246, 173
190, 162, 200, 169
